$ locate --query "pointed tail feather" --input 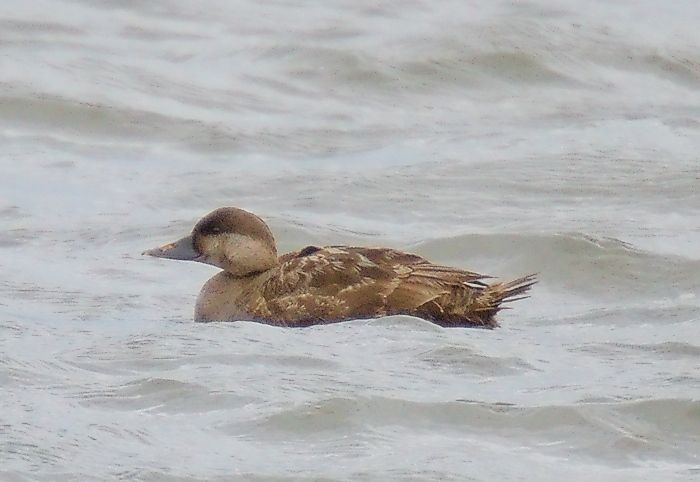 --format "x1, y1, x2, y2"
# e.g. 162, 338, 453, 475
472, 274, 537, 326
493, 274, 538, 304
